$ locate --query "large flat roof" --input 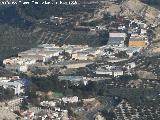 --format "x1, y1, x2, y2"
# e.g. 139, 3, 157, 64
58, 76, 84, 81
129, 37, 145, 41
109, 33, 126, 37
108, 37, 125, 45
